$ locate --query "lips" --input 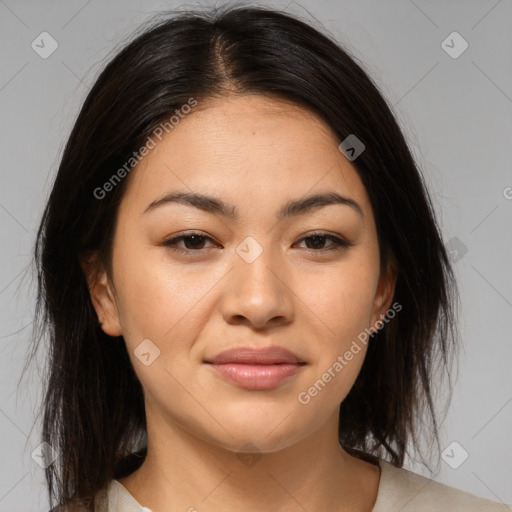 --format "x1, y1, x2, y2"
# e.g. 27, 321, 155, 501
204, 346, 306, 390
205, 346, 304, 365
